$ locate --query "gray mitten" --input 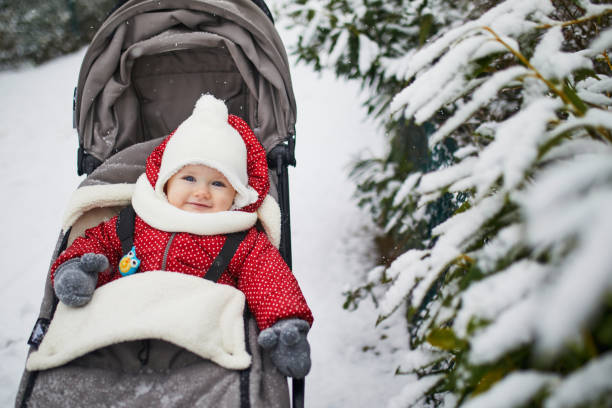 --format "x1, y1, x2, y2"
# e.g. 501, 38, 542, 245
258, 318, 311, 378
54, 253, 109, 307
